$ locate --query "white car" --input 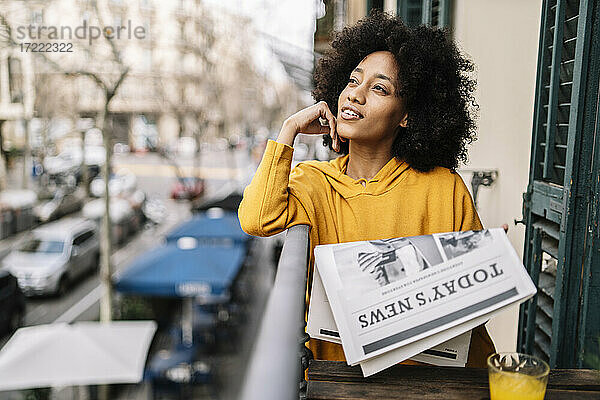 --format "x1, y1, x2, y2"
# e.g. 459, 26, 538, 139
2, 218, 100, 296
